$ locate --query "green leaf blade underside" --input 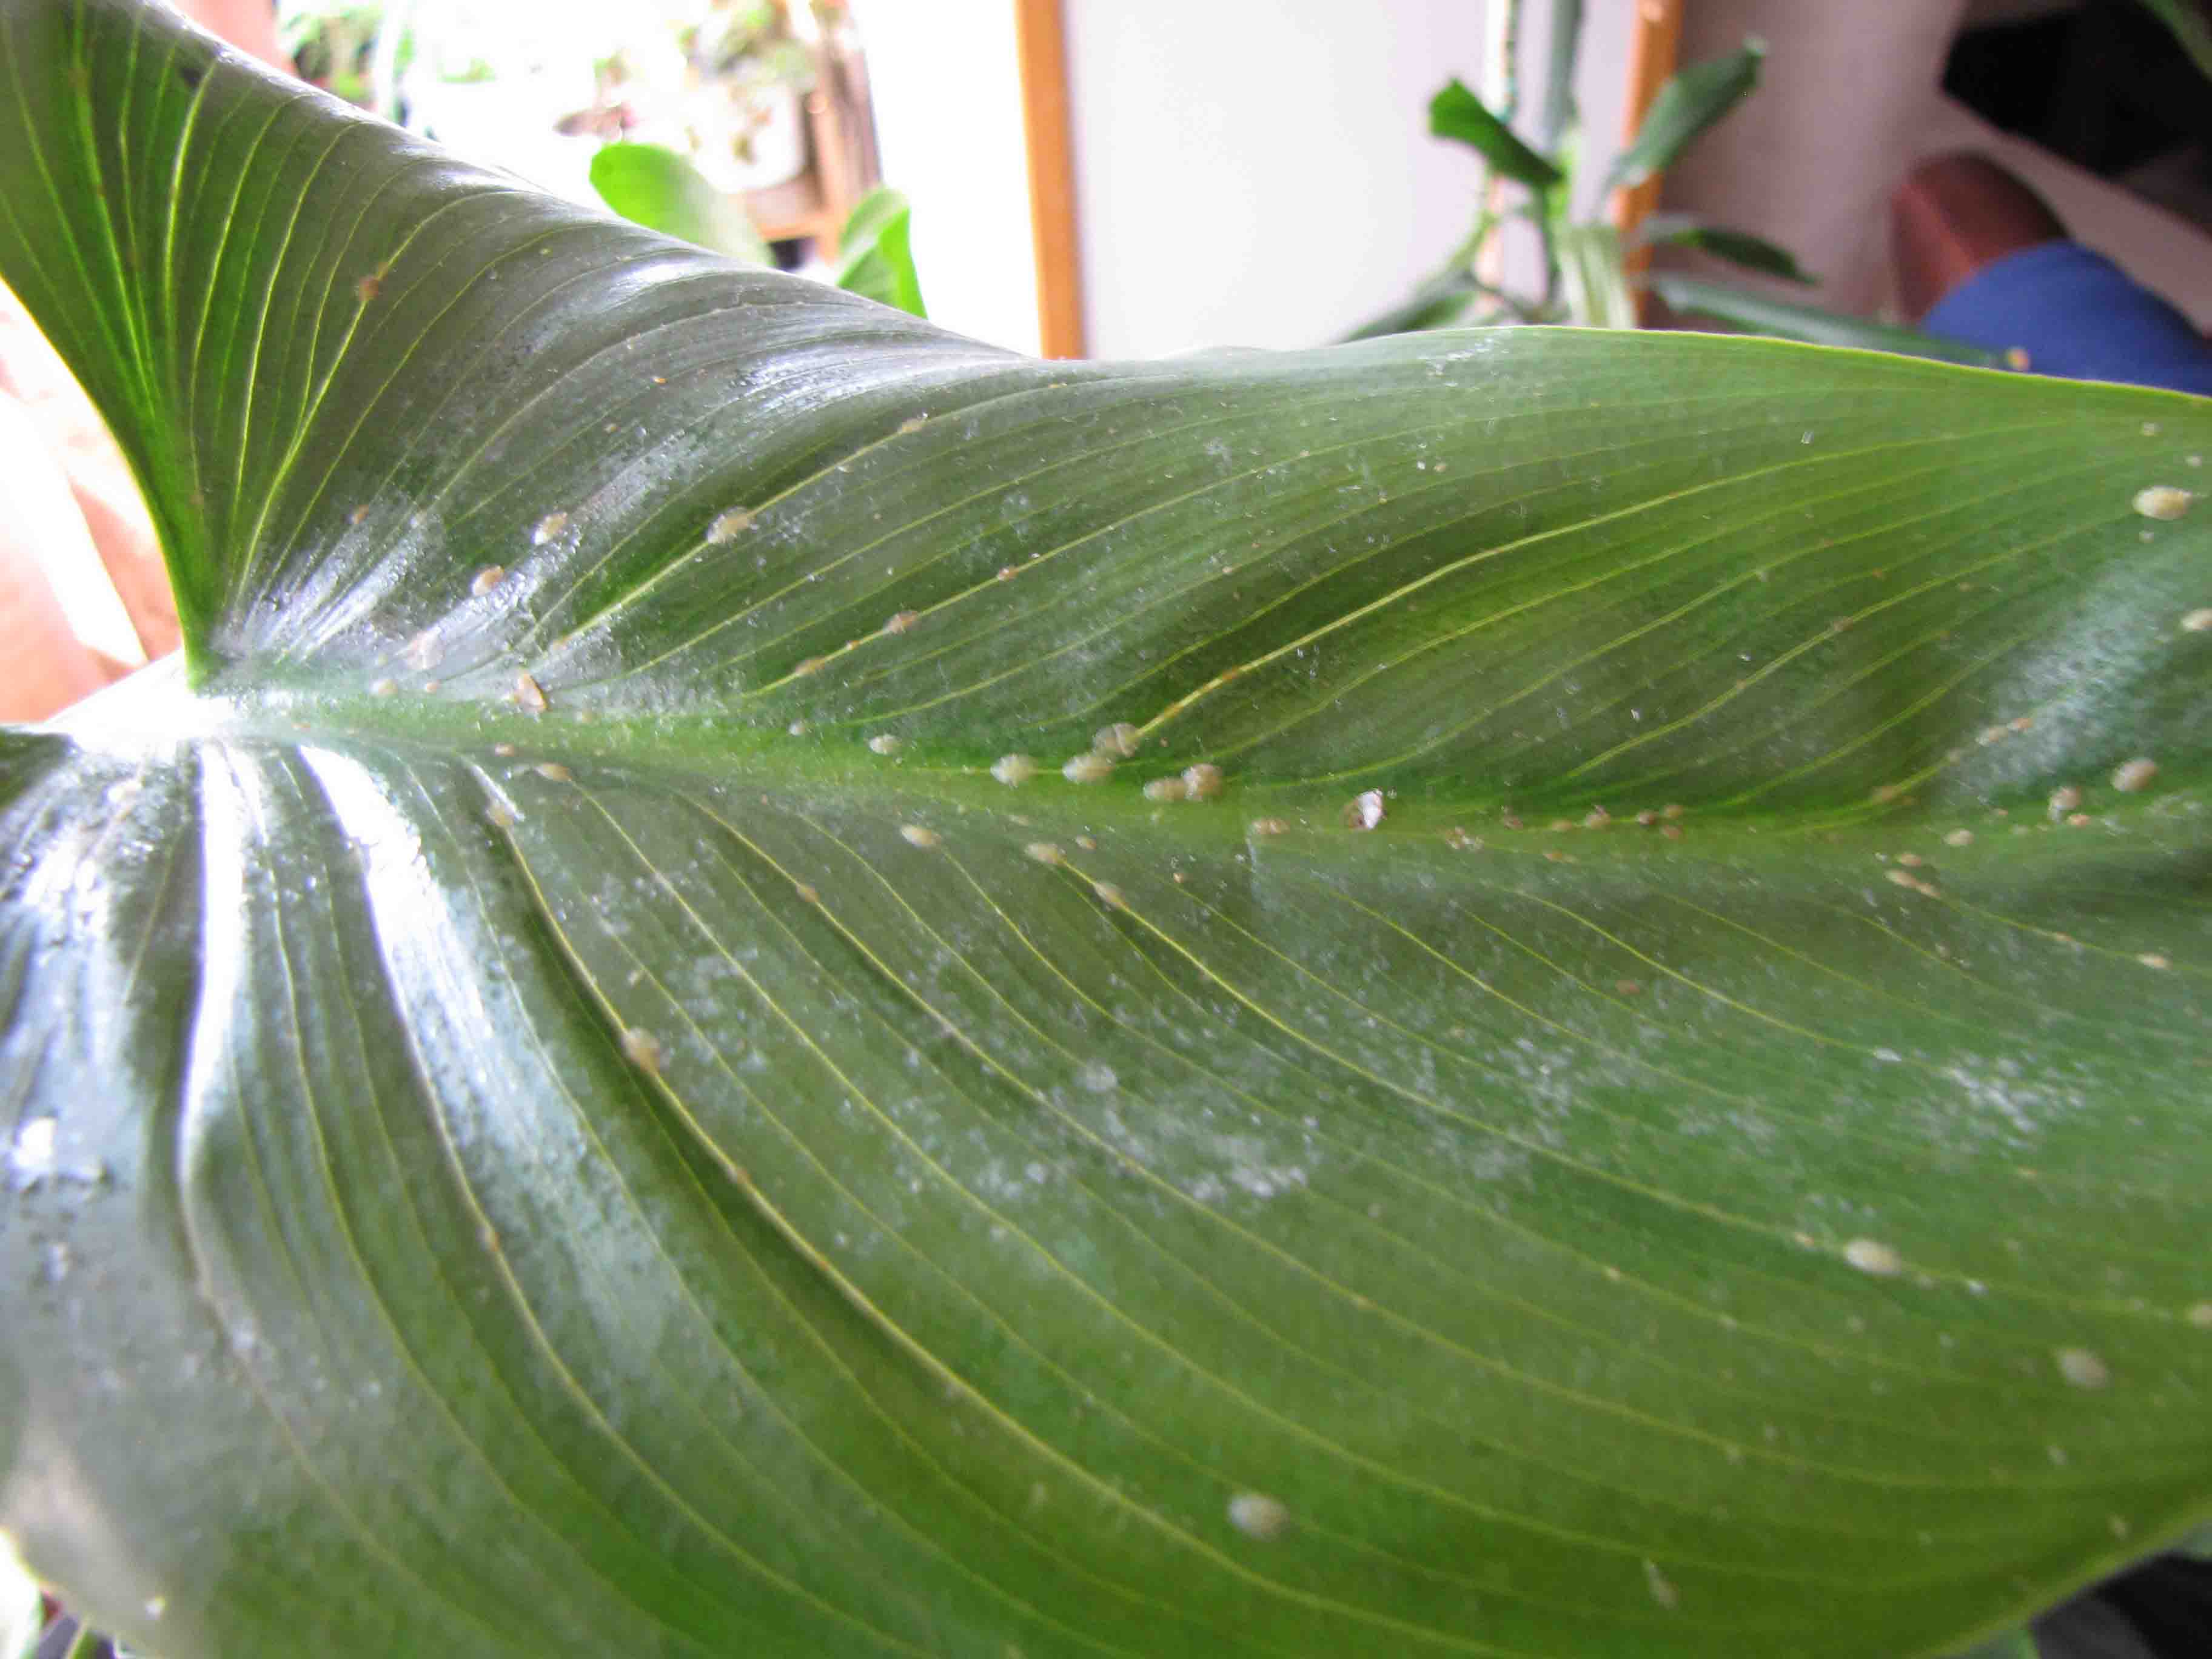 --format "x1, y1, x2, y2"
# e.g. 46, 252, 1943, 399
5, 5, 2212, 1658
